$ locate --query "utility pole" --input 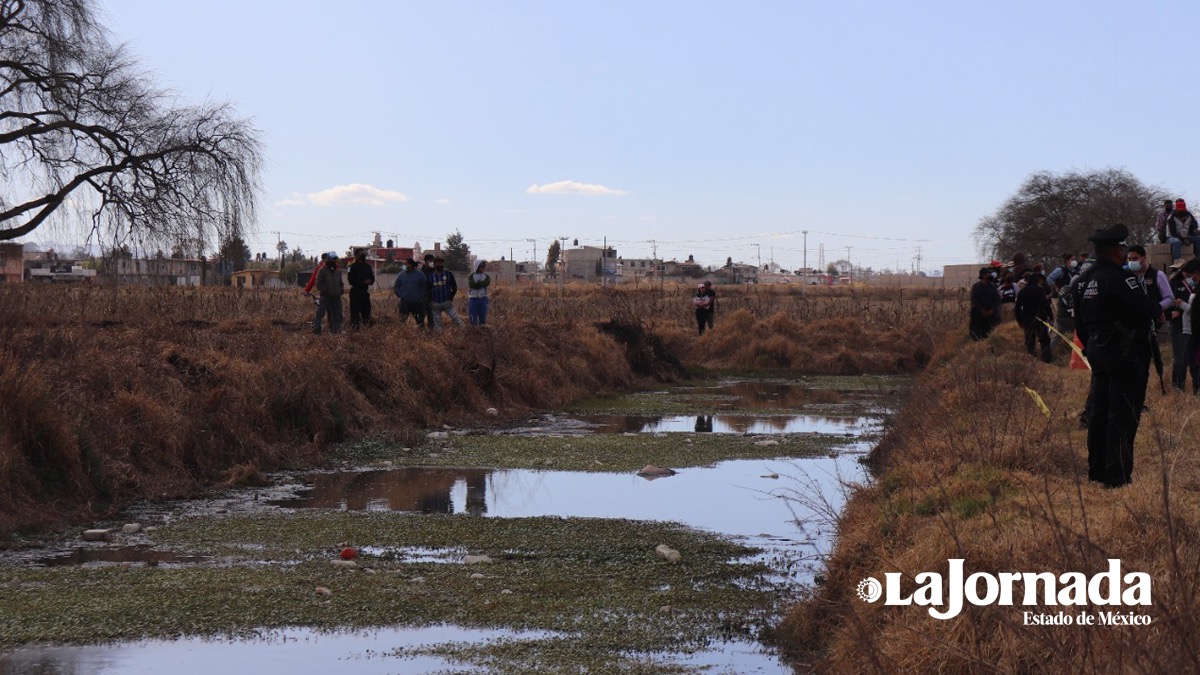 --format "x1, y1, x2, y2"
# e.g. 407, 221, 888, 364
846, 246, 853, 282
754, 243, 761, 271
526, 238, 536, 281
802, 230, 808, 275
915, 246, 923, 275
